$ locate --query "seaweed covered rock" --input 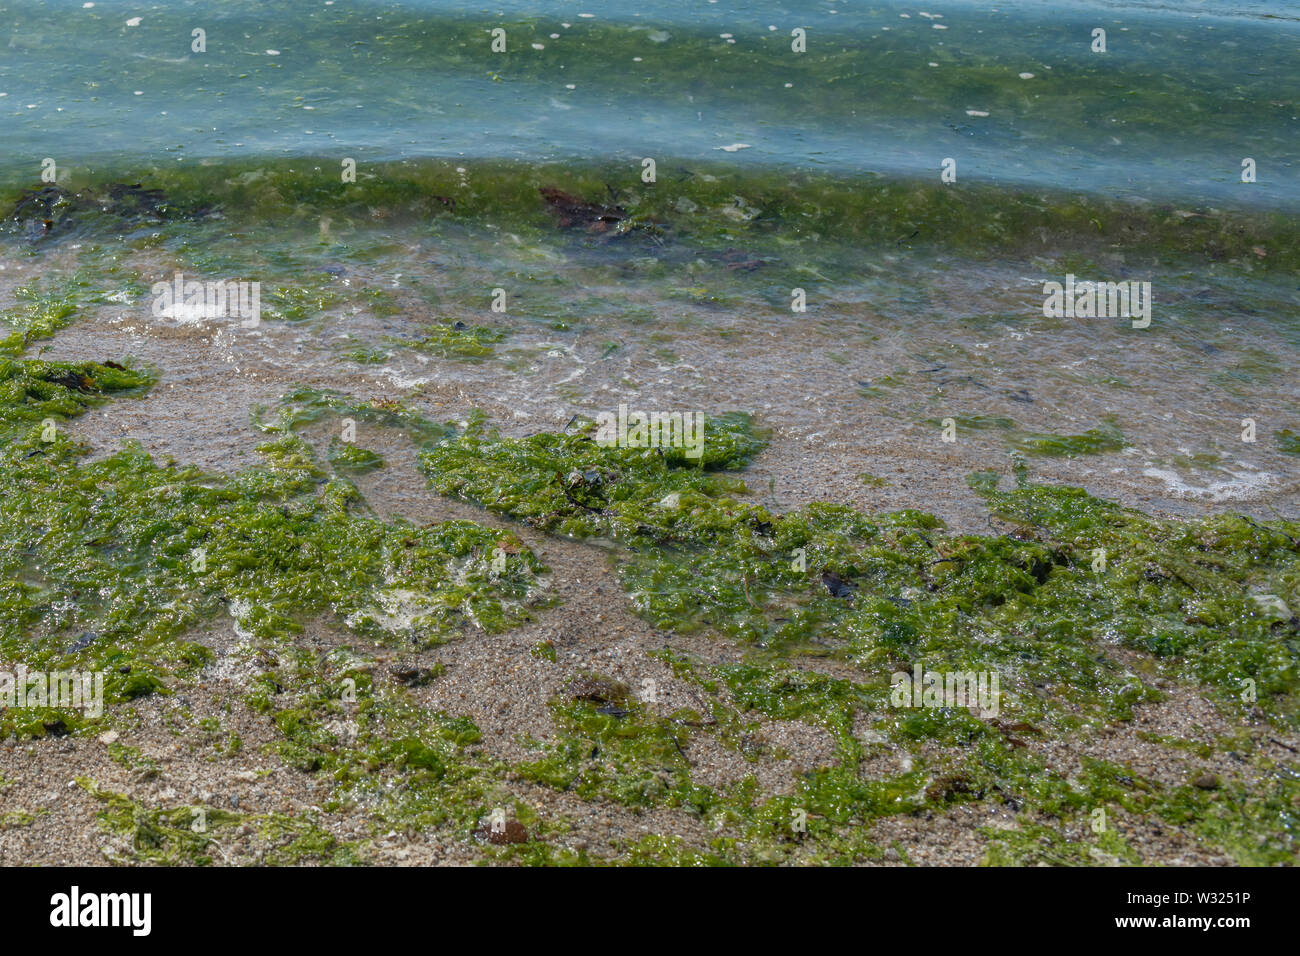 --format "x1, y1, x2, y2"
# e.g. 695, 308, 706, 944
3, 181, 209, 242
